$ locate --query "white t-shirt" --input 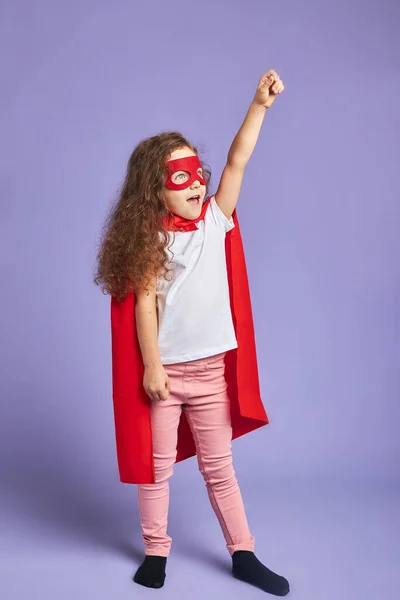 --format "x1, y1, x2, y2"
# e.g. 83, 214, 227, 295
156, 195, 238, 365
